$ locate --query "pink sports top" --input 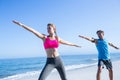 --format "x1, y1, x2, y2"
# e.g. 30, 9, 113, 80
44, 37, 59, 49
